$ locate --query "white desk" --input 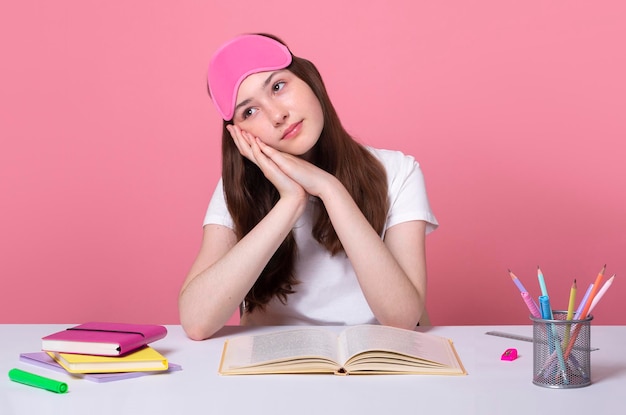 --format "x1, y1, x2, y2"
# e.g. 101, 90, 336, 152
1, 324, 624, 414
